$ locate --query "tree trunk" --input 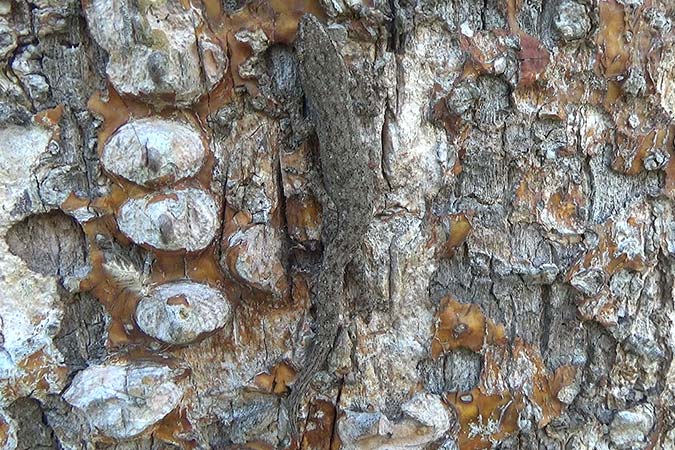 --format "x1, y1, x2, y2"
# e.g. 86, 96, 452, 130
0, 1, 674, 449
